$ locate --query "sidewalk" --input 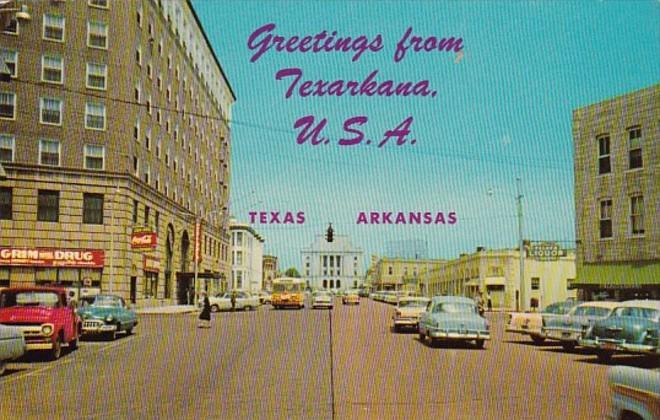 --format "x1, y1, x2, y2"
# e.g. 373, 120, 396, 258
135, 305, 199, 315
